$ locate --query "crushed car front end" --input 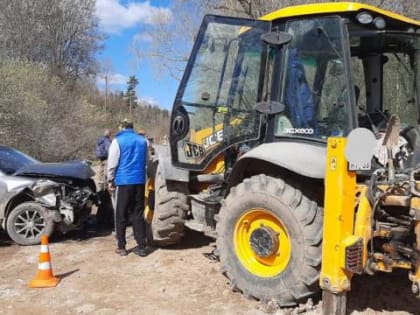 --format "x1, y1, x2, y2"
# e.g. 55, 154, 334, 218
0, 145, 97, 245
